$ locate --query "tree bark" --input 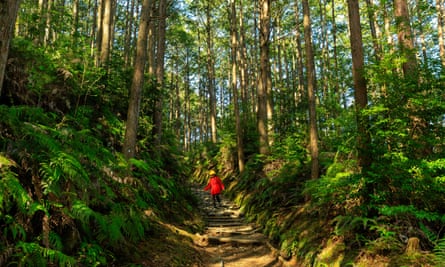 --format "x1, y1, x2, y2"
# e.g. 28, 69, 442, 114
437, 0, 445, 68
122, 0, 151, 159
347, 0, 371, 171
394, 0, 417, 76
0, 0, 21, 94
365, 0, 381, 61
302, 0, 319, 179
230, 0, 245, 172
152, 0, 167, 147
258, 0, 270, 155
99, 0, 114, 67
206, 0, 217, 143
